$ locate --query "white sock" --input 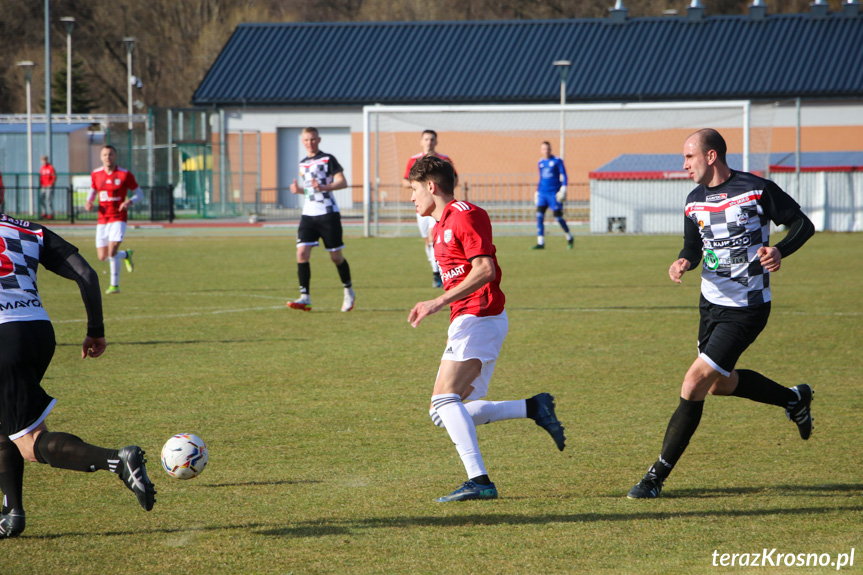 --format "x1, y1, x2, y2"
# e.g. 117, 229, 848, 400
537, 235, 545, 246
109, 255, 121, 286
466, 400, 527, 425
117, 250, 127, 259
430, 400, 527, 428
431, 393, 487, 479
